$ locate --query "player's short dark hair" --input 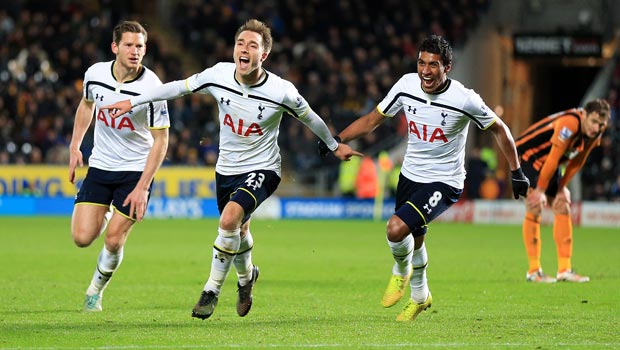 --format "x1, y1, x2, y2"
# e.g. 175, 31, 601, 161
584, 99, 611, 120
419, 35, 453, 66
113, 21, 148, 45
235, 19, 273, 53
